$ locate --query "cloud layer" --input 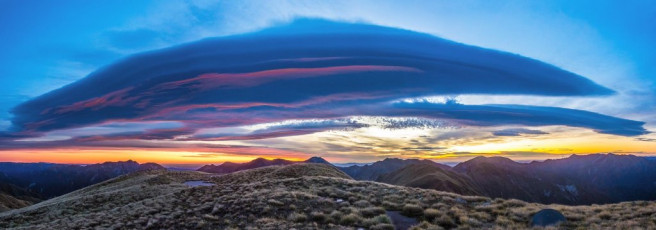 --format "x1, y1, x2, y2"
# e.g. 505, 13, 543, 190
2, 19, 645, 153
492, 128, 549, 136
